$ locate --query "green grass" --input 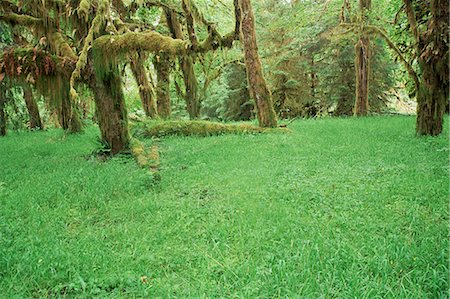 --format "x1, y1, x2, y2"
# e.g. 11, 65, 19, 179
0, 116, 448, 298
